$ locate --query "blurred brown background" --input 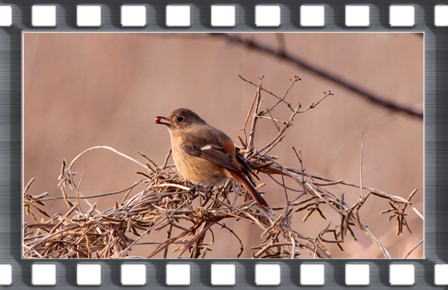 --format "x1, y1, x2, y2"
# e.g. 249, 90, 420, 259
24, 33, 423, 259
